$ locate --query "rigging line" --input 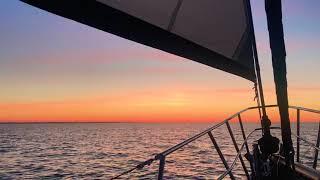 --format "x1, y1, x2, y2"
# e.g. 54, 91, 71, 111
110, 158, 154, 180
256, 89, 262, 119
253, 82, 263, 134
253, 83, 262, 118
167, 0, 183, 31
